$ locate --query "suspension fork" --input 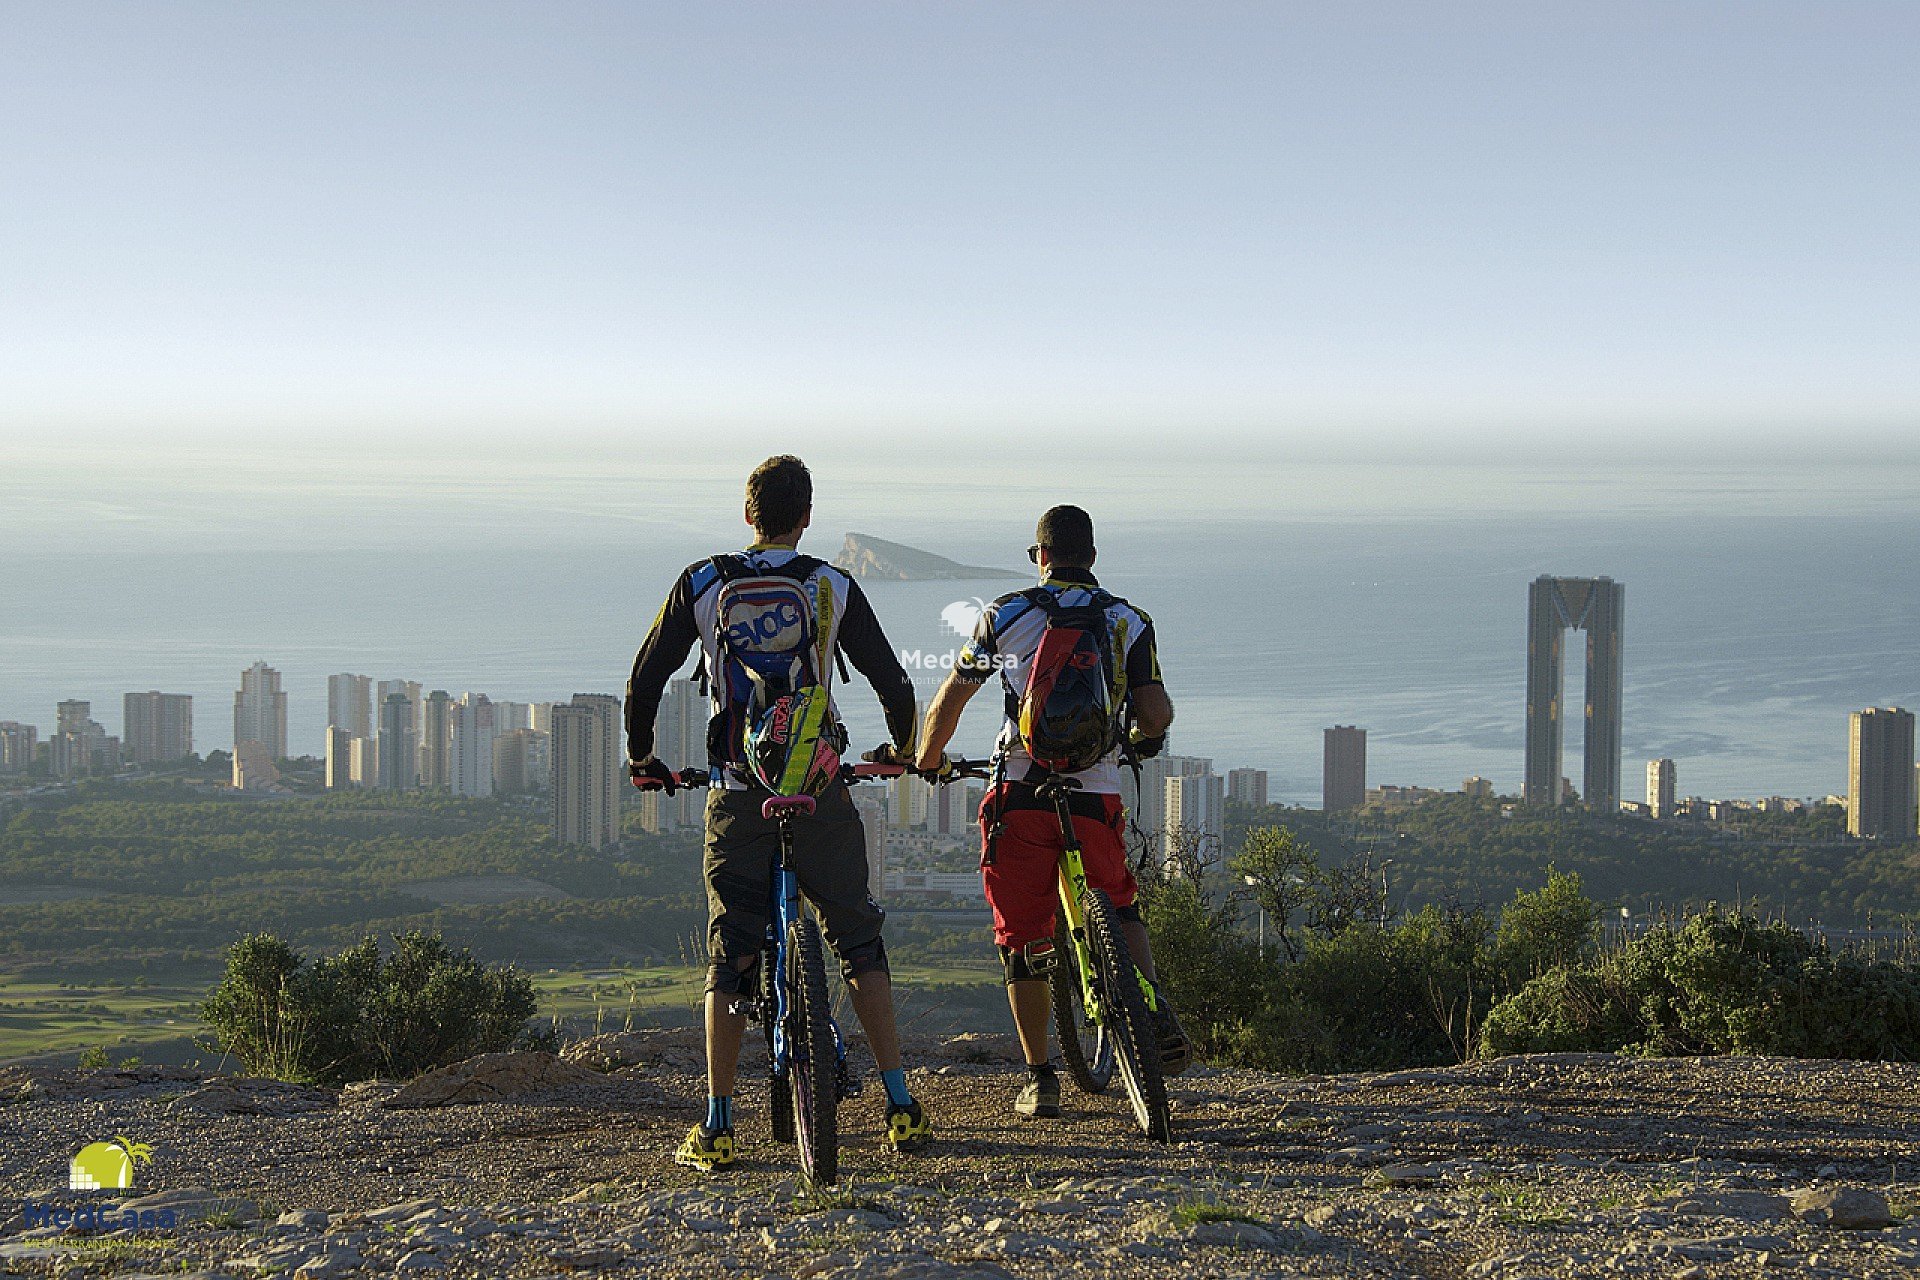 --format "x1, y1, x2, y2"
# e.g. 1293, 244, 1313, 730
1050, 790, 1159, 1017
